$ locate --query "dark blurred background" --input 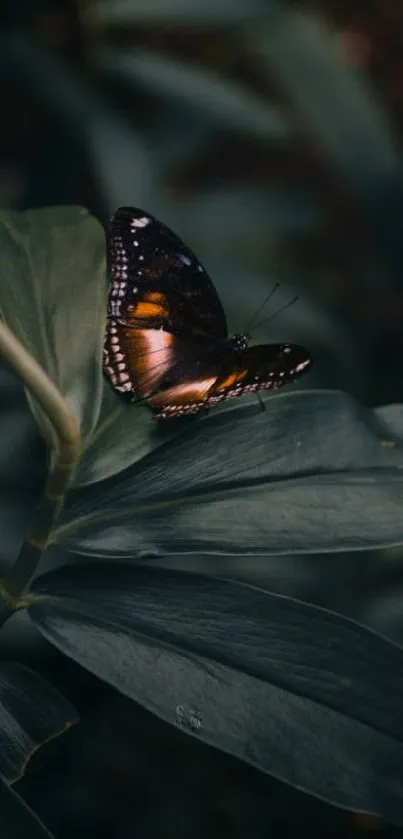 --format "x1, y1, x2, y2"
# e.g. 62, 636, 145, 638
1, 0, 403, 836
